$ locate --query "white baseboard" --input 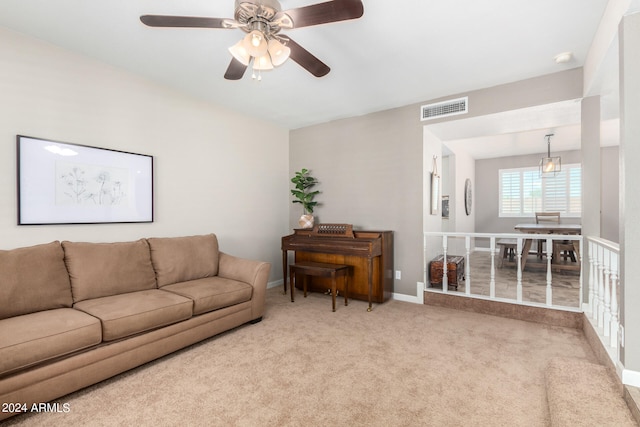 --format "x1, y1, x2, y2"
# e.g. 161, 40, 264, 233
391, 292, 420, 304
273, 278, 426, 305
267, 279, 284, 289
622, 368, 640, 387
392, 282, 425, 304
392, 293, 419, 304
